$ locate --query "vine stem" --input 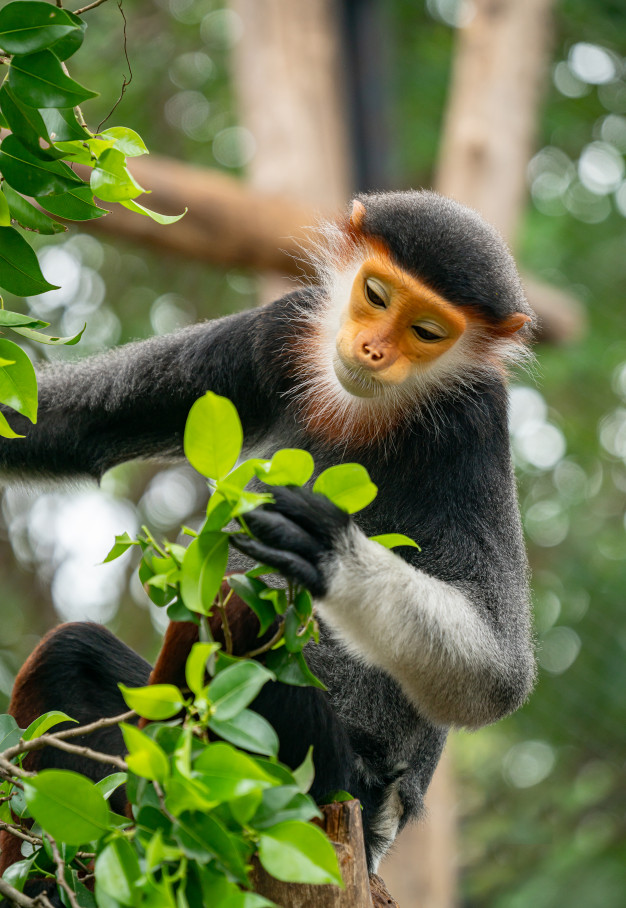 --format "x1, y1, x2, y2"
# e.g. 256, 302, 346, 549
74, 0, 111, 14
244, 621, 285, 659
